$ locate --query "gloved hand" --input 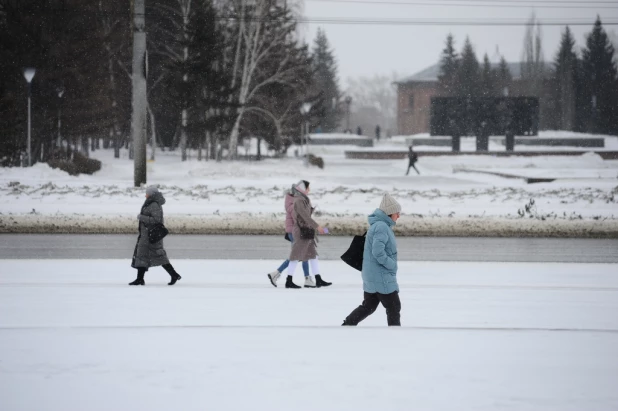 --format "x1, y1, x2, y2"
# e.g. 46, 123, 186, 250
137, 214, 141, 220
